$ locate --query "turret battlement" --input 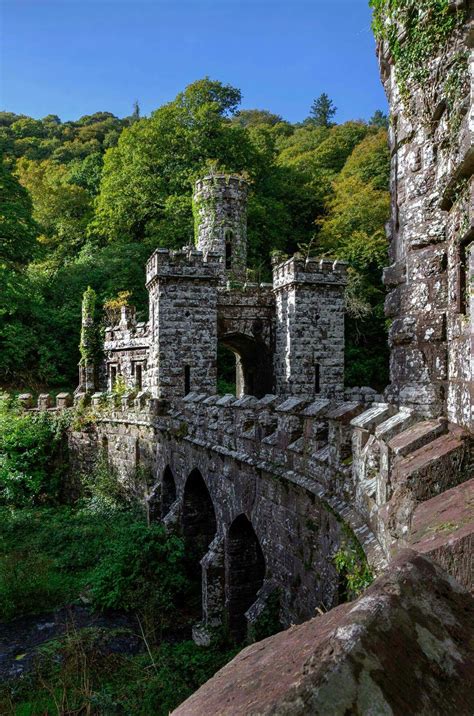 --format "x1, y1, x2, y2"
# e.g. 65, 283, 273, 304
272, 255, 348, 290
145, 247, 222, 286
194, 173, 249, 195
